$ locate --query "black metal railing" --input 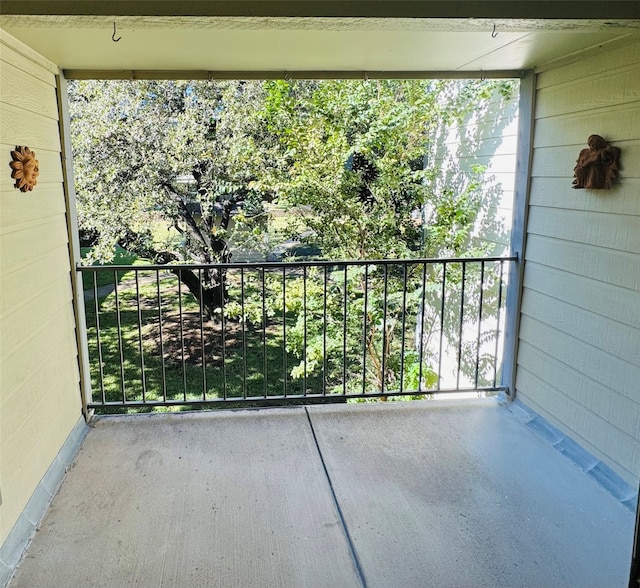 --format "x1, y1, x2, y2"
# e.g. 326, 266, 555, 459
79, 256, 516, 412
